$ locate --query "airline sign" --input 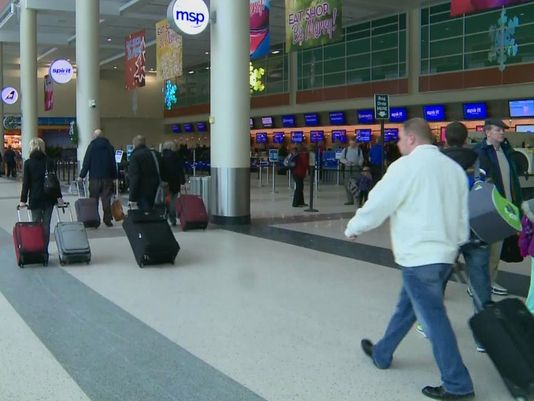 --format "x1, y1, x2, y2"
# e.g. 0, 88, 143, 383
49, 59, 74, 84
